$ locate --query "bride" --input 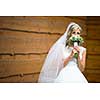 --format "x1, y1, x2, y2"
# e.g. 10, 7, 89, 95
38, 22, 88, 83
